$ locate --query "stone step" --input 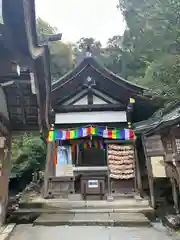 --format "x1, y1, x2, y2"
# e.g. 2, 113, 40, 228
33, 212, 151, 227
12, 206, 154, 216
19, 199, 150, 210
